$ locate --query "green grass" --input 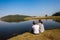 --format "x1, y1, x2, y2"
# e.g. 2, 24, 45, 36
8, 29, 60, 40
